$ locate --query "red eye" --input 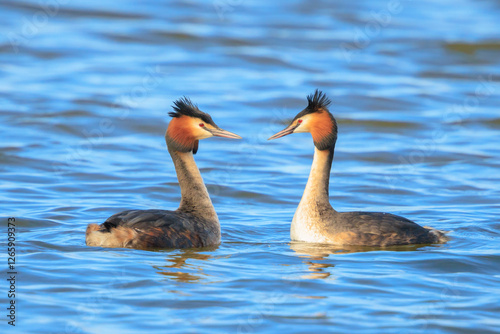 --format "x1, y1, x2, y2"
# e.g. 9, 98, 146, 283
199, 123, 205, 127
298, 119, 303, 124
